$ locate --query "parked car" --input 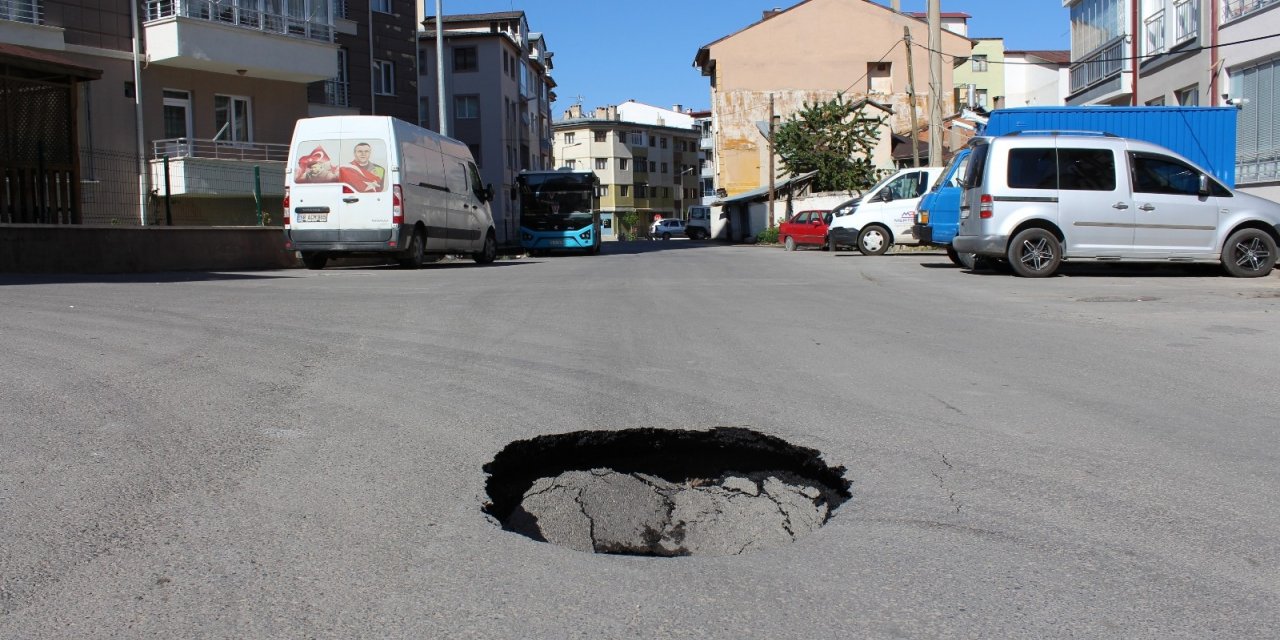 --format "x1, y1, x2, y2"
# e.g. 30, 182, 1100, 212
953, 132, 1280, 278
686, 206, 713, 240
779, 209, 832, 251
650, 218, 686, 240
827, 166, 944, 254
